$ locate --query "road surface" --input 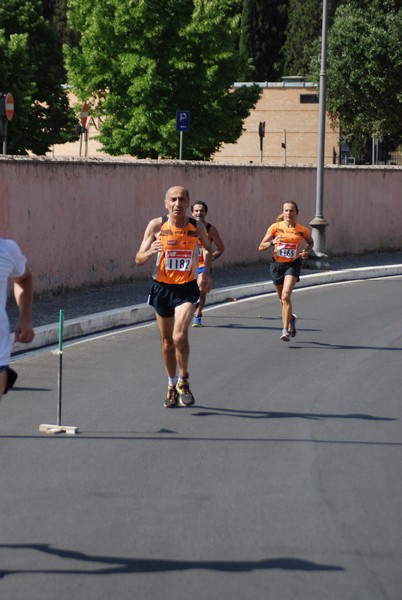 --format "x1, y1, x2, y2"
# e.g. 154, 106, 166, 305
0, 276, 401, 599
